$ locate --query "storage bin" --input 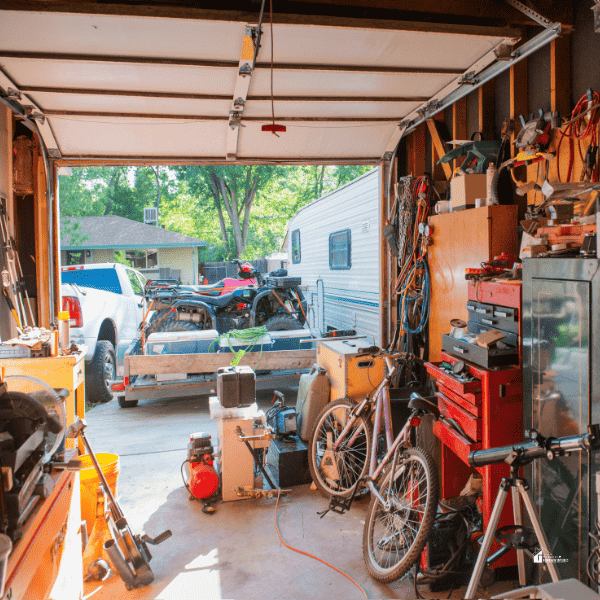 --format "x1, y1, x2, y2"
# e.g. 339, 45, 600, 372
269, 330, 314, 351
218, 334, 272, 353
145, 329, 219, 355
